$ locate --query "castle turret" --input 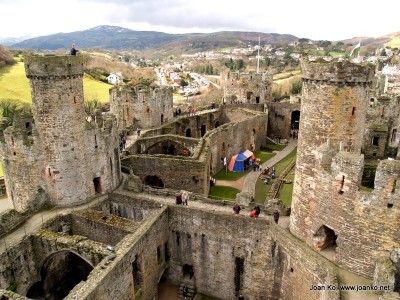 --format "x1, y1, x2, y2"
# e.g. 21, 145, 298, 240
290, 59, 375, 243
24, 55, 92, 206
